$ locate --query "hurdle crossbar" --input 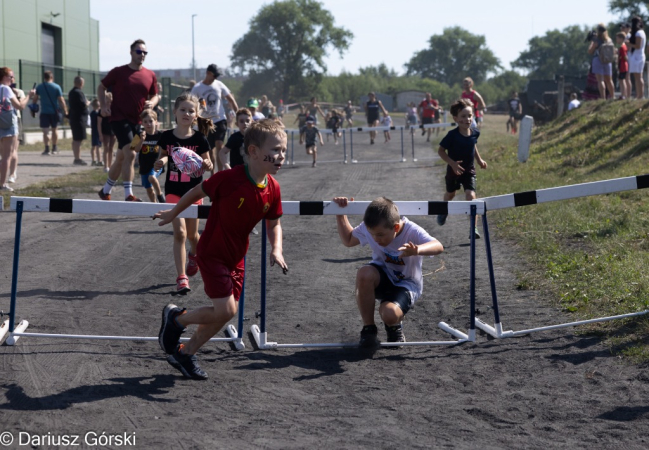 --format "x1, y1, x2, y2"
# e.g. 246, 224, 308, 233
251, 200, 484, 350
5, 198, 246, 349
476, 175, 649, 339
